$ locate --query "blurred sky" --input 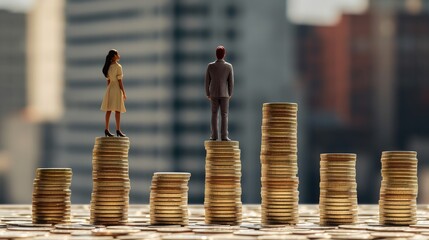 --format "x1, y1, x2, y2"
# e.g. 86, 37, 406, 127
1, 0, 368, 25
0, 0, 33, 12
